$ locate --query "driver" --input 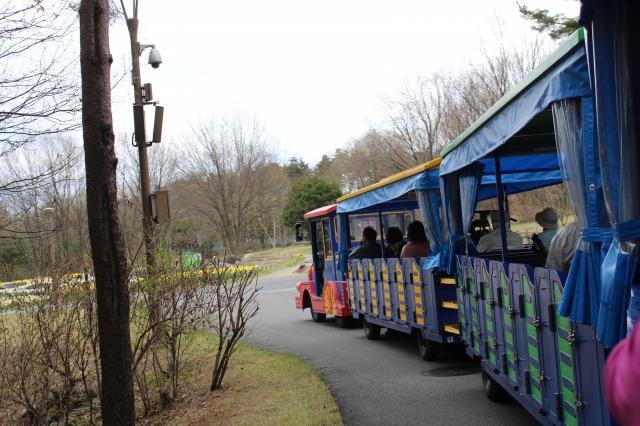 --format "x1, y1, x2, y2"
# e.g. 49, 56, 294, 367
477, 211, 523, 252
